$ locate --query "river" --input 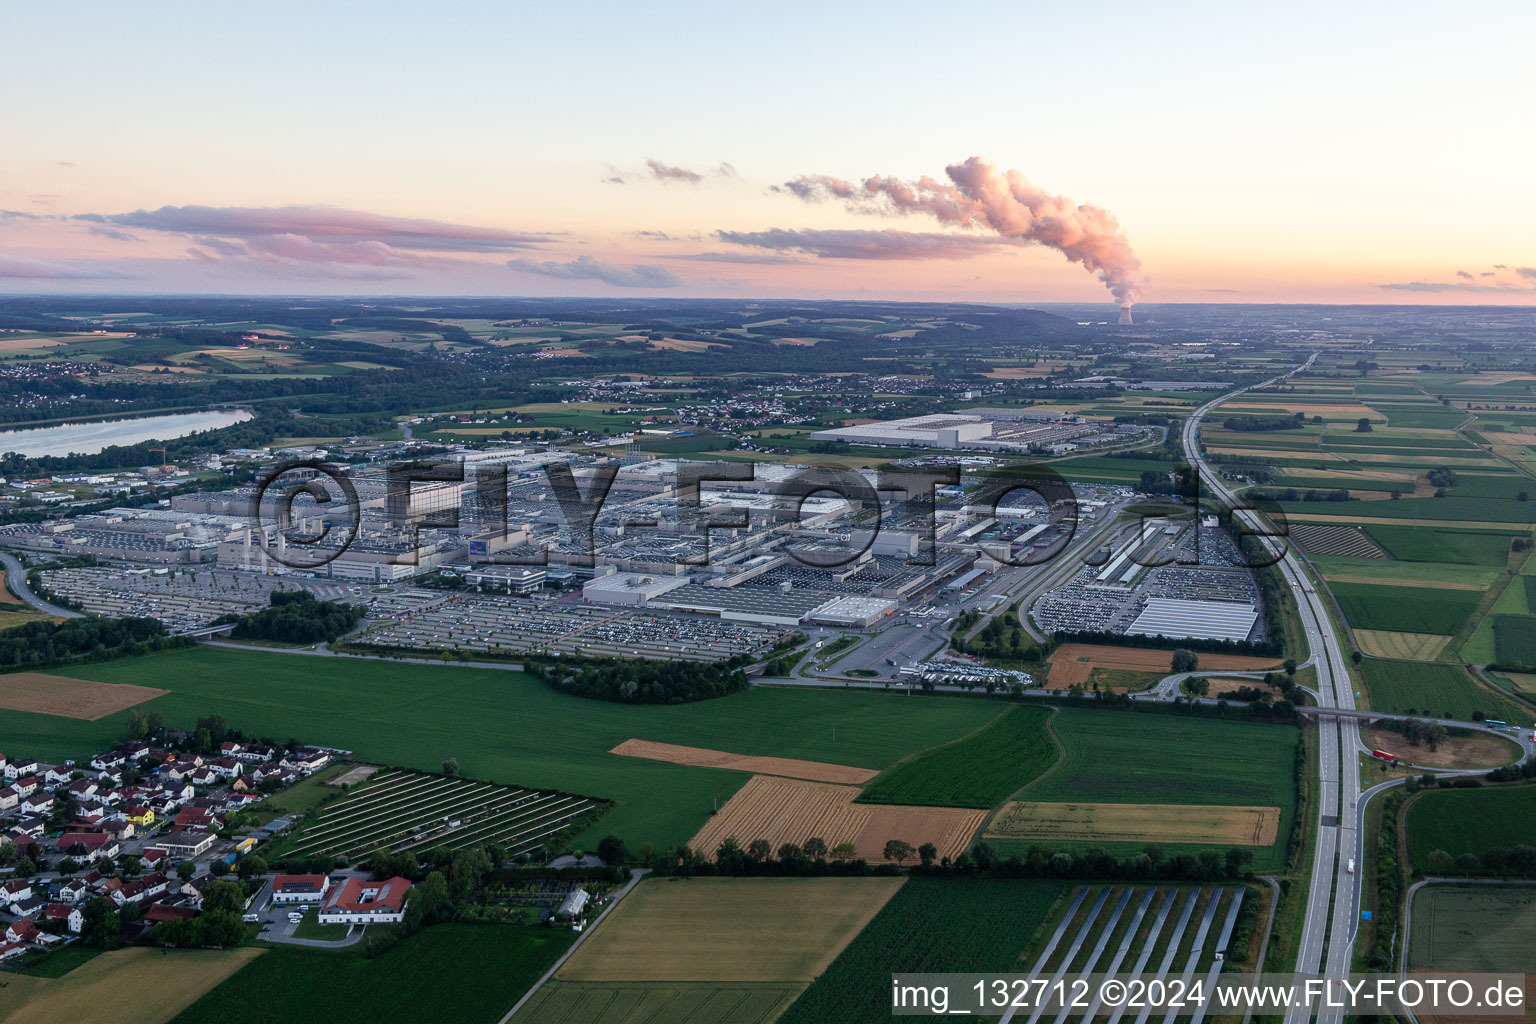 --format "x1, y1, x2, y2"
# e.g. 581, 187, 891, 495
0, 409, 253, 458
